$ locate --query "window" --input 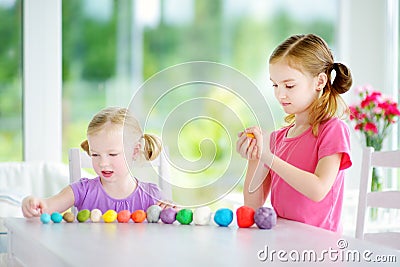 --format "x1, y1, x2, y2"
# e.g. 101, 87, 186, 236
0, 0, 22, 161
62, 0, 338, 205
